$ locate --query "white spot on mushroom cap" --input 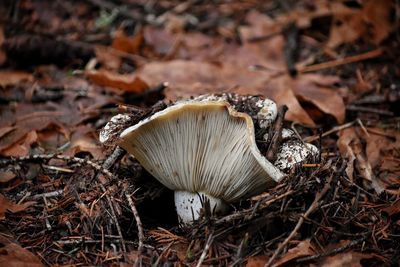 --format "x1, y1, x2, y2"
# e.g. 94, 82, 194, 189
99, 114, 131, 143
118, 100, 284, 203
256, 98, 277, 129
263, 128, 295, 142
274, 141, 319, 171
174, 191, 229, 224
